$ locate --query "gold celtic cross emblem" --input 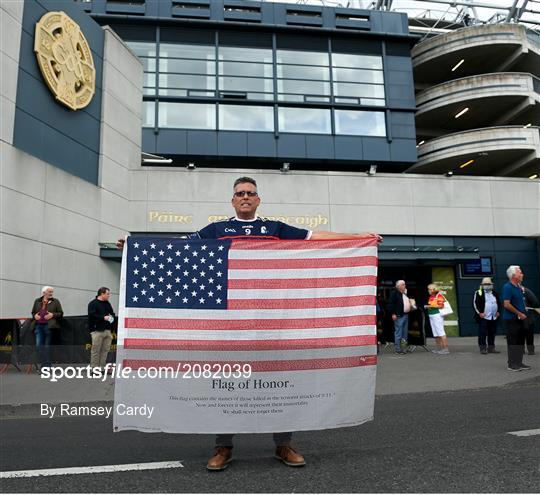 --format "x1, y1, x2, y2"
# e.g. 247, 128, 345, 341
34, 11, 96, 111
